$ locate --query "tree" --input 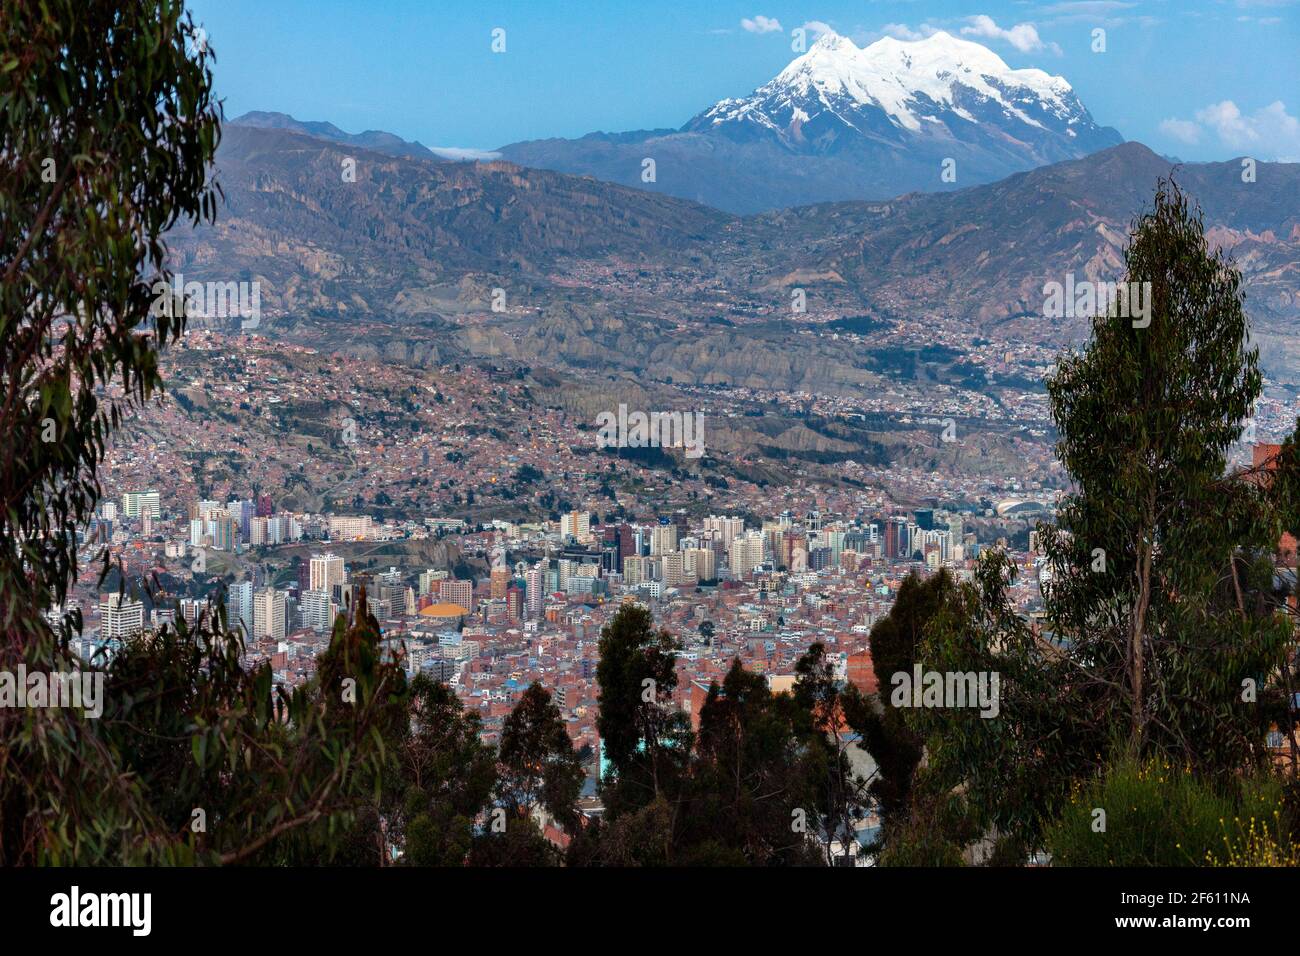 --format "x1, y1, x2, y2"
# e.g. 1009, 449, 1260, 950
1041, 177, 1279, 747
793, 643, 871, 865
270, 589, 410, 865
582, 612, 876, 866
595, 603, 688, 804
583, 603, 692, 863
577, 652, 833, 867
1, 0, 221, 864
852, 570, 954, 844
0, 1, 402, 864
1, 0, 219, 651
495, 681, 583, 833
398, 675, 497, 866
688, 659, 824, 865
912, 179, 1295, 850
